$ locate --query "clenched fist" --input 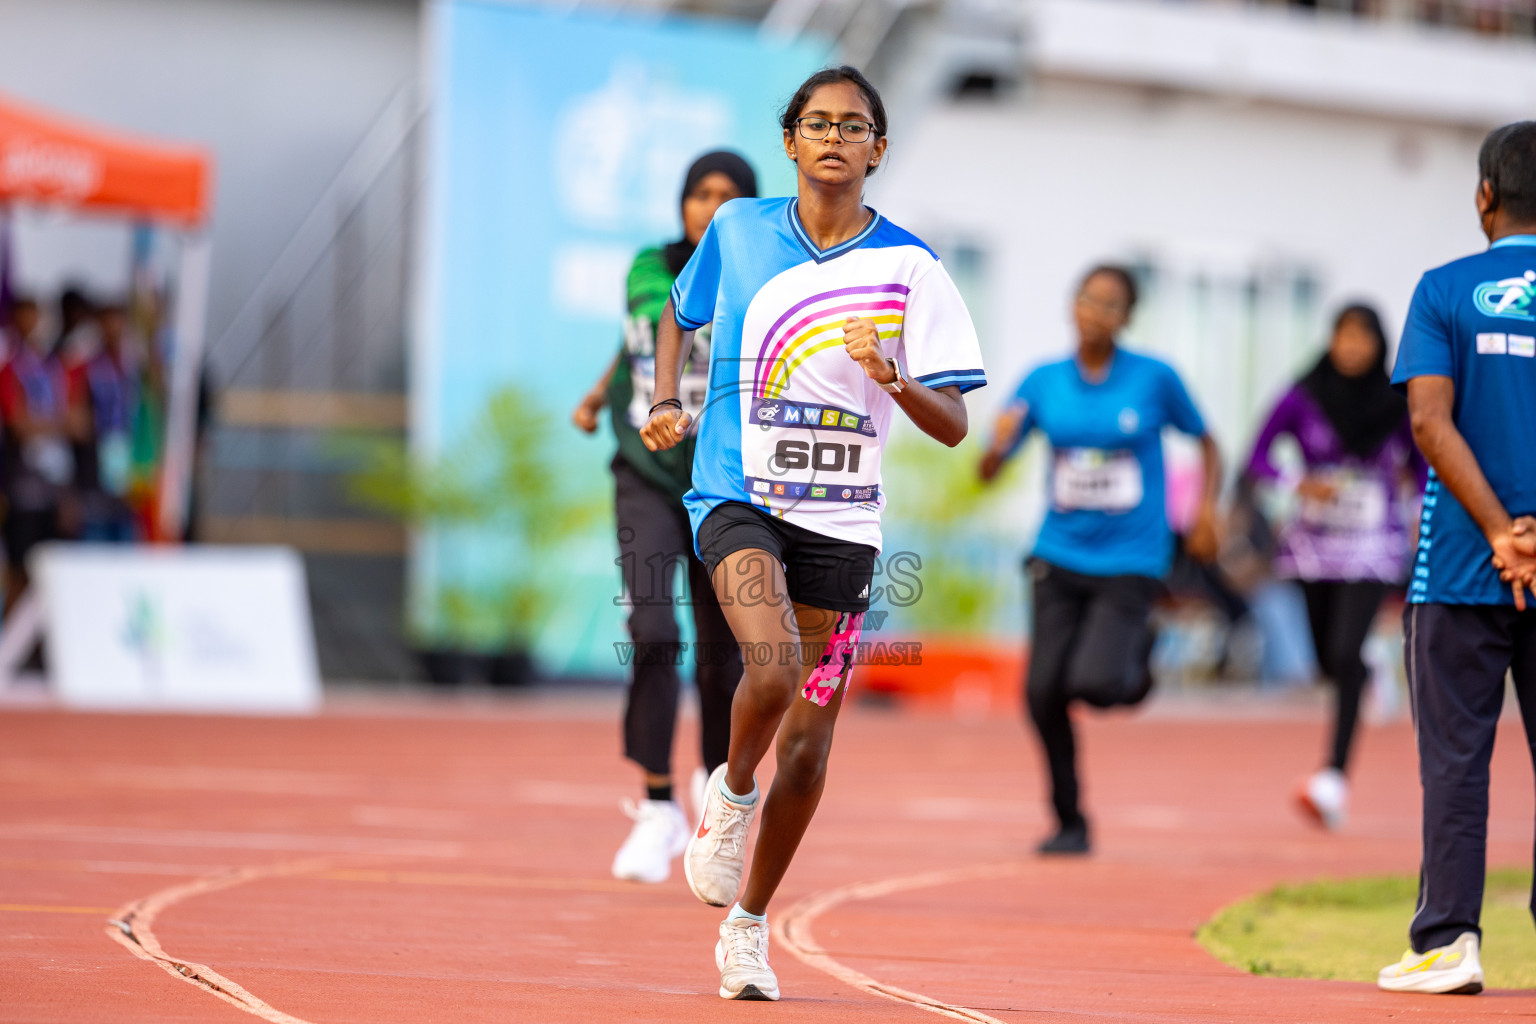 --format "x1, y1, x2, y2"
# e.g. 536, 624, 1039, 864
843, 316, 897, 385
640, 406, 691, 452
